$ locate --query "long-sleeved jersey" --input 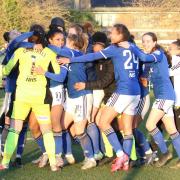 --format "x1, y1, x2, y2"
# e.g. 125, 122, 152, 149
70, 45, 140, 96
2, 32, 34, 93
130, 44, 175, 100
3, 47, 60, 103
45, 46, 92, 98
